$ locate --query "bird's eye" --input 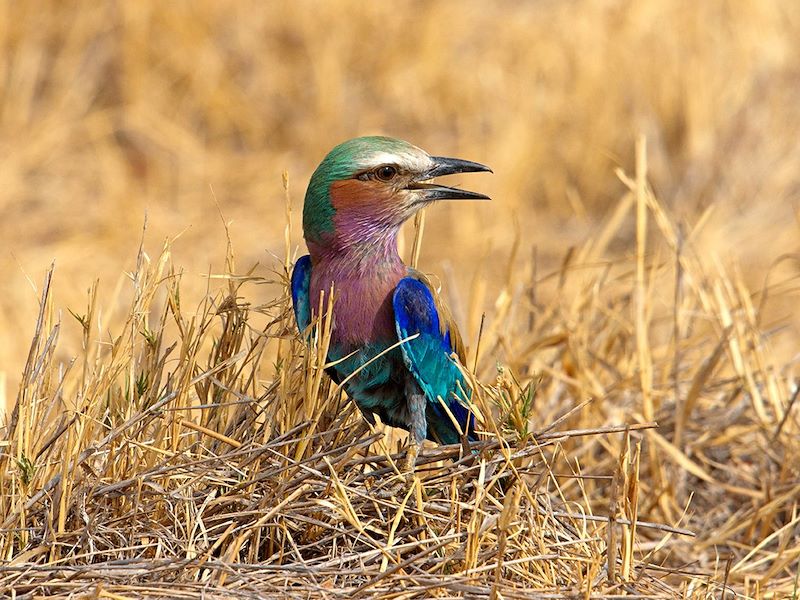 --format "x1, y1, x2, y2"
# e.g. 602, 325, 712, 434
375, 165, 398, 181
